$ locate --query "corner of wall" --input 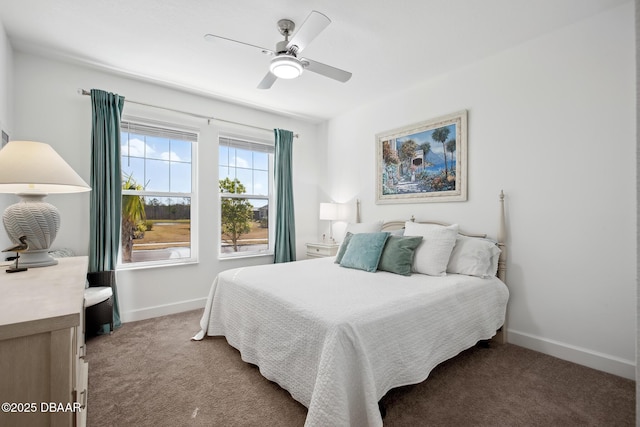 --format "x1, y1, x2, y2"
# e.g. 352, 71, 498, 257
0, 17, 14, 252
